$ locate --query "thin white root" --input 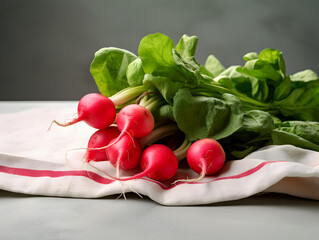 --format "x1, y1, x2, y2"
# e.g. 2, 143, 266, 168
172, 160, 207, 185
116, 183, 127, 200
116, 158, 121, 179
123, 130, 136, 148
64, 144, 110, 170
47, 119, 71, 131
87, 162, 116, 180
116, 181, 143, 200
47, 120, 55, 132
127, 185, 143, 199
121, 184, 127, 200
172, 172, 205, 185
82, 129, 133, 152
64, 148, 86, 170
116, 192, 125, 200
86, 169, 94, 180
